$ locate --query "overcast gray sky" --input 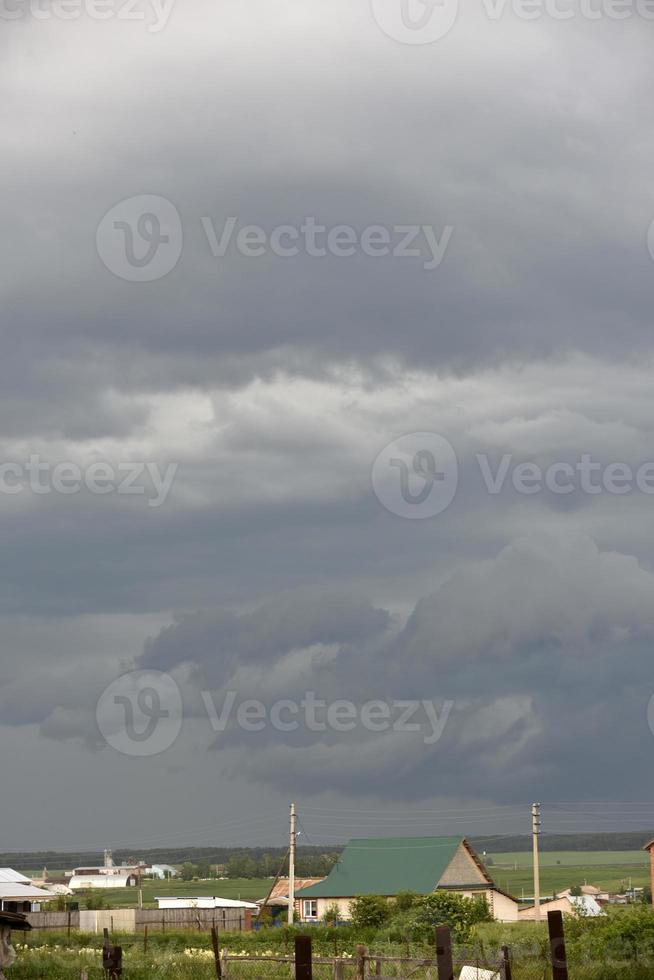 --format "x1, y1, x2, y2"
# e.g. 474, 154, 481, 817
2, 0, 654, 852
